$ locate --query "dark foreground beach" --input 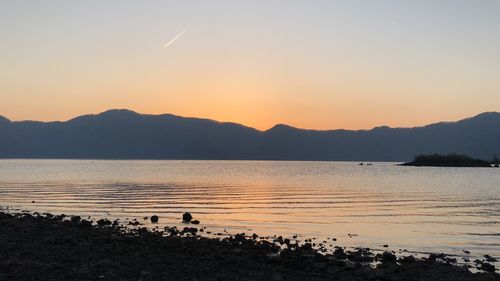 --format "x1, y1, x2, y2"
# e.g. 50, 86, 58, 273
0, 211, 498, 281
